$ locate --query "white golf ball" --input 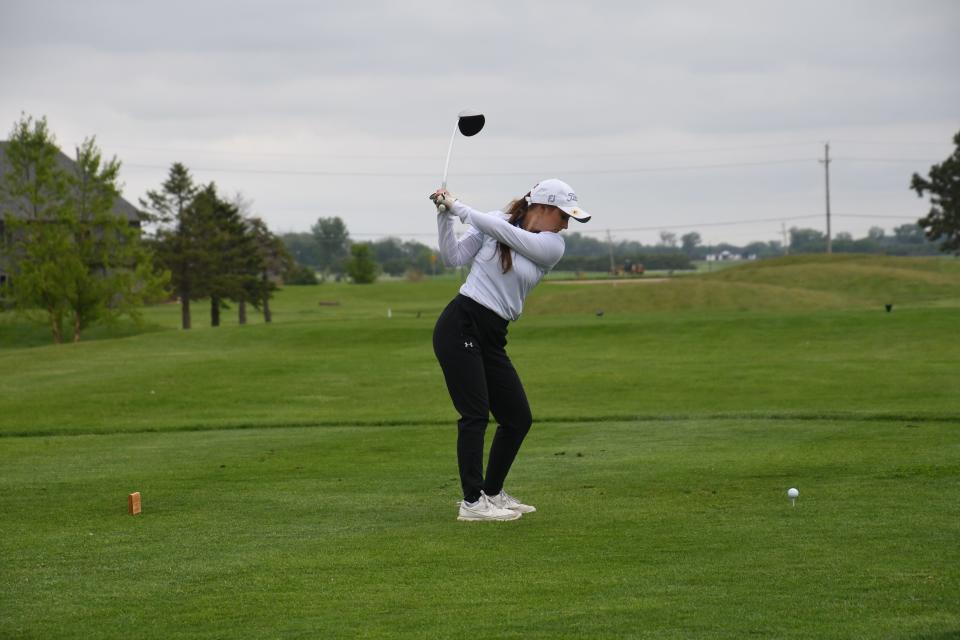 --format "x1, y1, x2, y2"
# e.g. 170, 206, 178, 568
787, 488, 799, 499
